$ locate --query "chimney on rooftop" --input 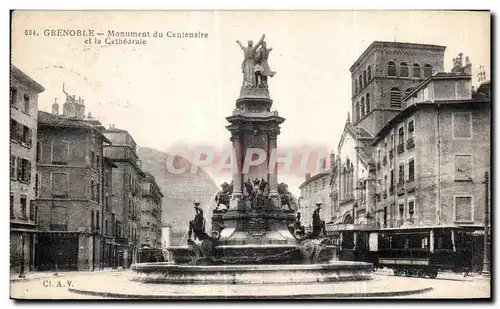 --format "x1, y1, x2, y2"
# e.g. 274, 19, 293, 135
76, 96, 86, 119
52, 98, 59, 115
